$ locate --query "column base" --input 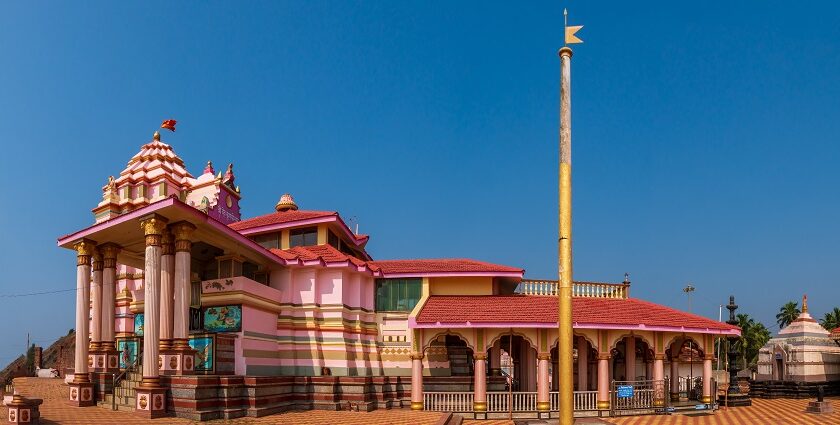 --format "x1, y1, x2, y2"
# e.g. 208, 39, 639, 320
596, 400, 610, 410
160, 346, 196, 375
410, 401, 424, 411
473, 401, 487, 412
653, 399, 665, 407
67, 381, 96, 407
536, 401, 550, 412
670, 392, 680, 401
700, 395, 712, 404
134, 386, 168, 419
